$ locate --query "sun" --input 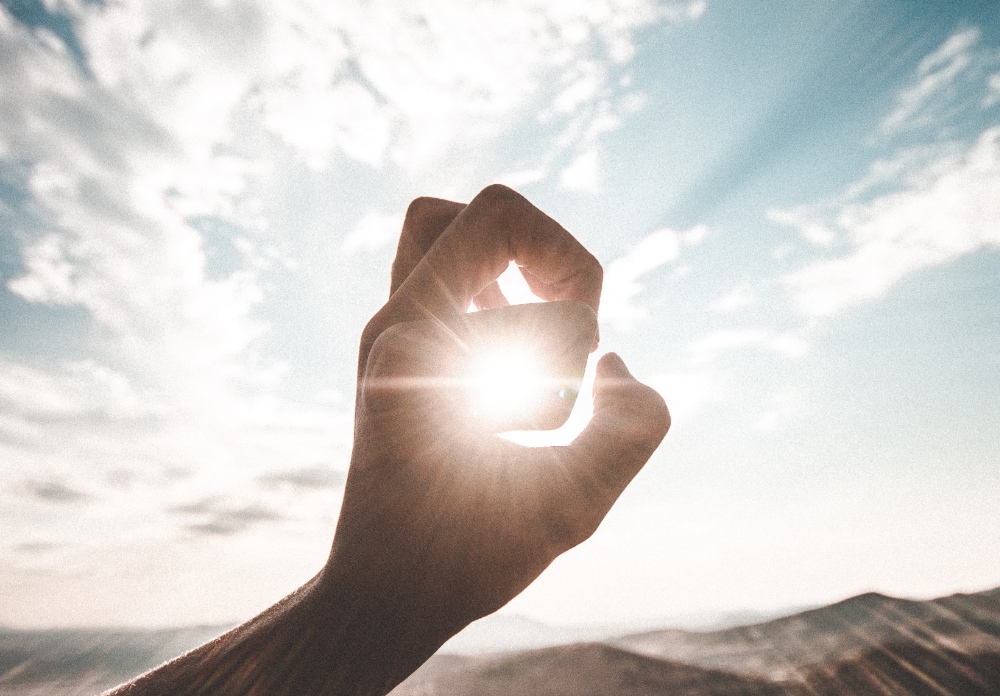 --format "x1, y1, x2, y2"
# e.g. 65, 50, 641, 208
468, 346, 547, 420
